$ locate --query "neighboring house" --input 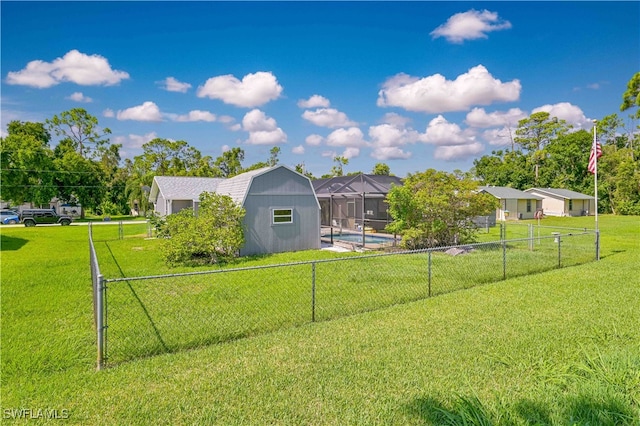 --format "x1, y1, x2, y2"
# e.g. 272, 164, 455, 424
478, 186, 543, 221
524, 188, 595, 217
312, 174, 403, 232
149, 165, 321, 256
